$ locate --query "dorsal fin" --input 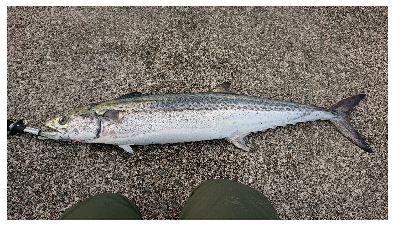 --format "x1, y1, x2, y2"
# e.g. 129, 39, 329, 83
210, 82, 232, 93
118, 92, 142, 99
